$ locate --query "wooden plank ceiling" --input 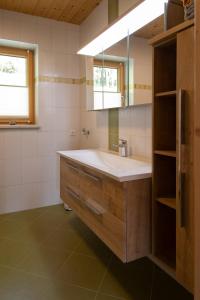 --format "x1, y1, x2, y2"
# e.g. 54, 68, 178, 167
135, 16, 164, 39
0, 0, 103, 25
